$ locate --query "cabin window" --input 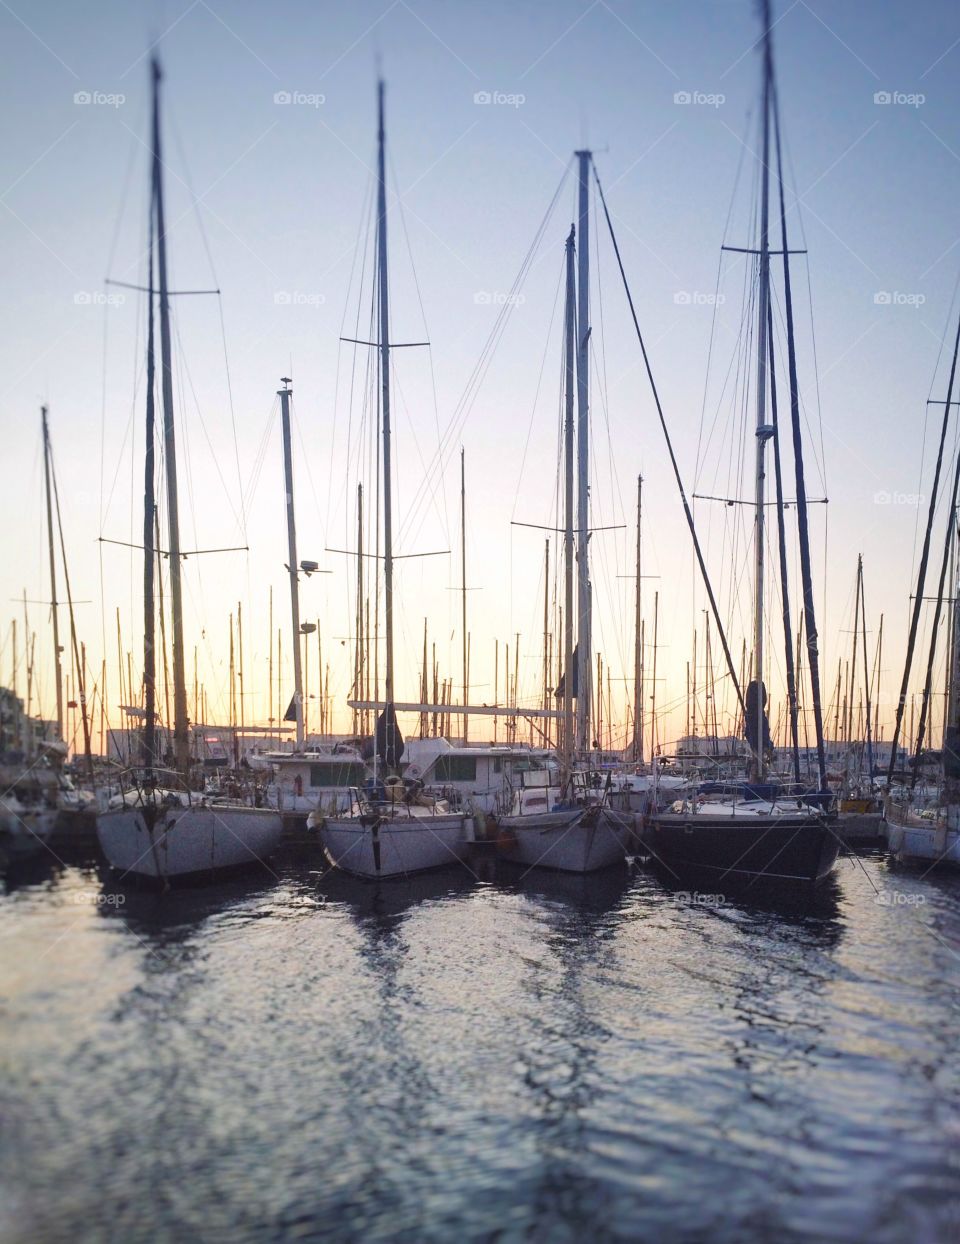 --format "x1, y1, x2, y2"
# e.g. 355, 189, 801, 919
309, 762, 367, 787
435, 755, 477, 782
493, 758, 502, 774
